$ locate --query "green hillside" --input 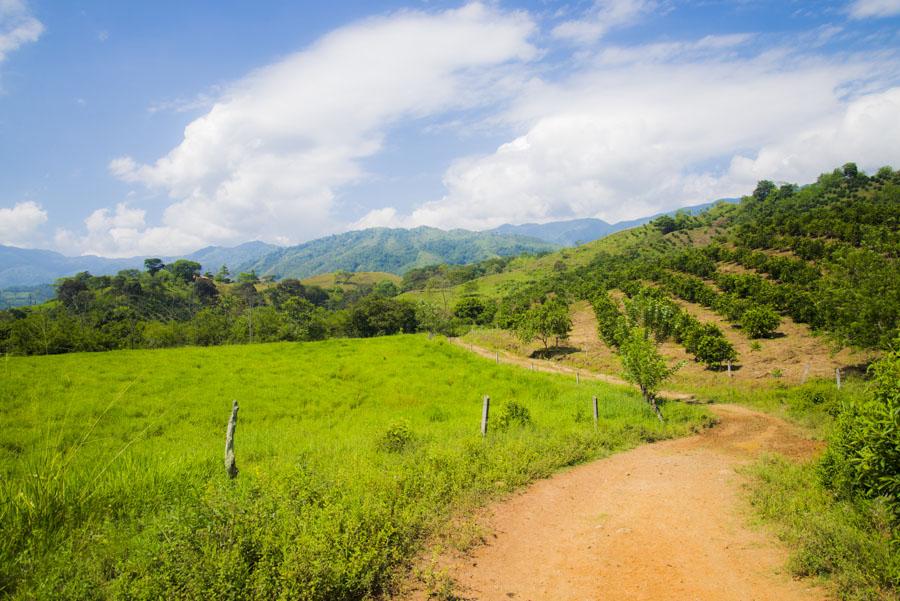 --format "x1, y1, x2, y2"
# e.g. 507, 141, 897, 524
244, 226, 558, 279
